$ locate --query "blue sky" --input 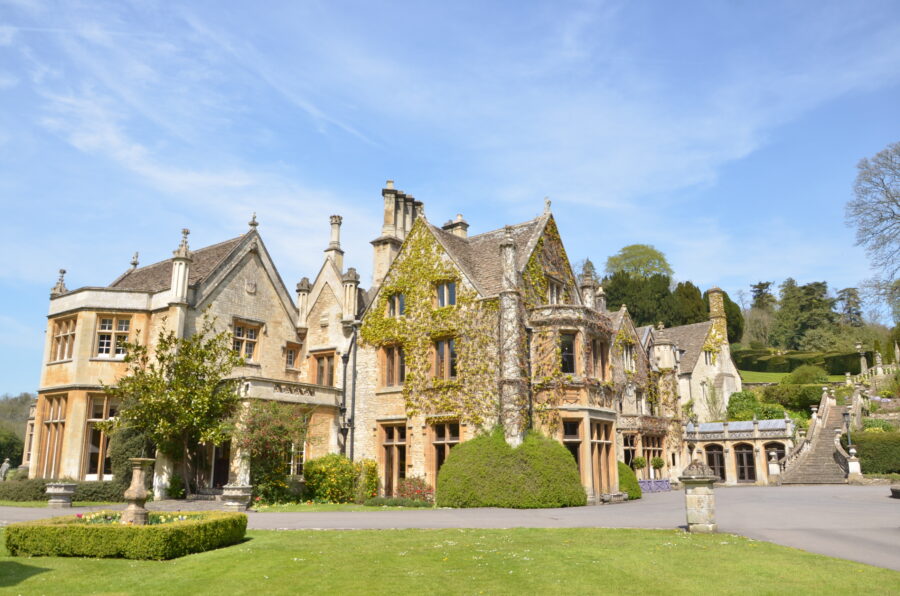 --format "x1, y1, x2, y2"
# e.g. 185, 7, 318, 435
1, 0, 899, 395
